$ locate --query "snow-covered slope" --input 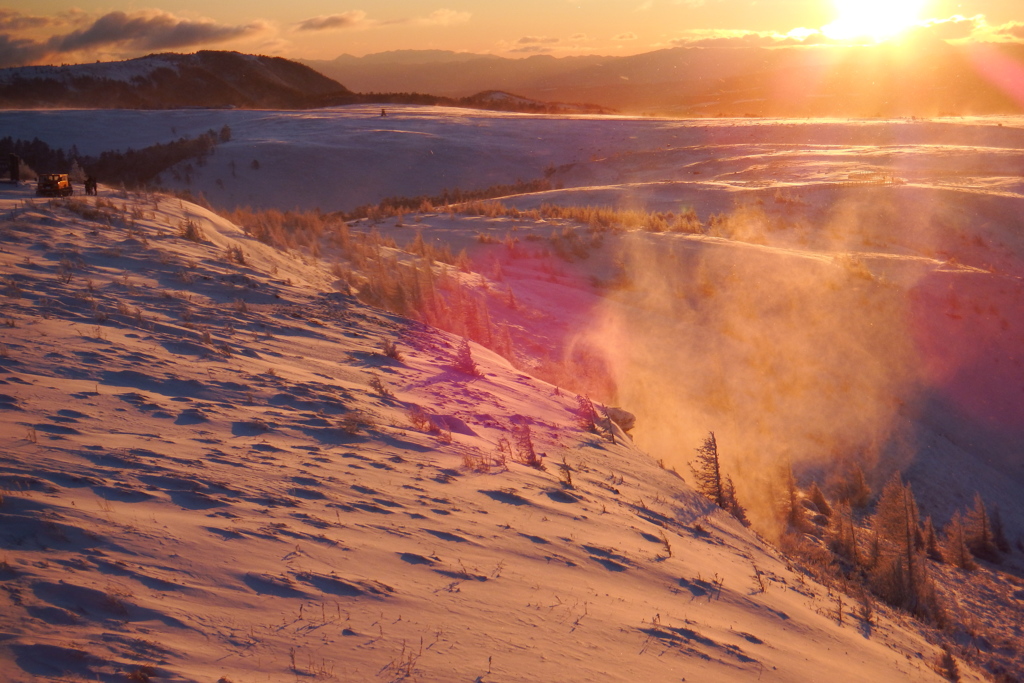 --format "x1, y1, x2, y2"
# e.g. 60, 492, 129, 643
0, 184, 986, 682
